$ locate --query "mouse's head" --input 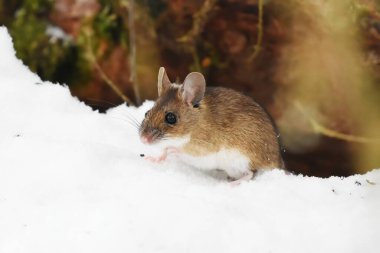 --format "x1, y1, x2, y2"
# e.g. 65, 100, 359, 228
139, 67, 206, 145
